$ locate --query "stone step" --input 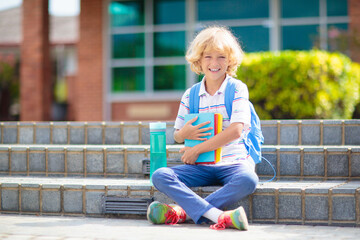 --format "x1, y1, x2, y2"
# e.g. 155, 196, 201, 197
1, 120, 360, 146
0, 176, 359, 227
1, 145, 360, 180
